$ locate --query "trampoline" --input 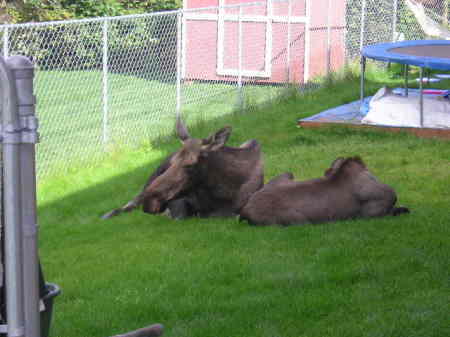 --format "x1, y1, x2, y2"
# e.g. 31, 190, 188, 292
360, 40, 450, 127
